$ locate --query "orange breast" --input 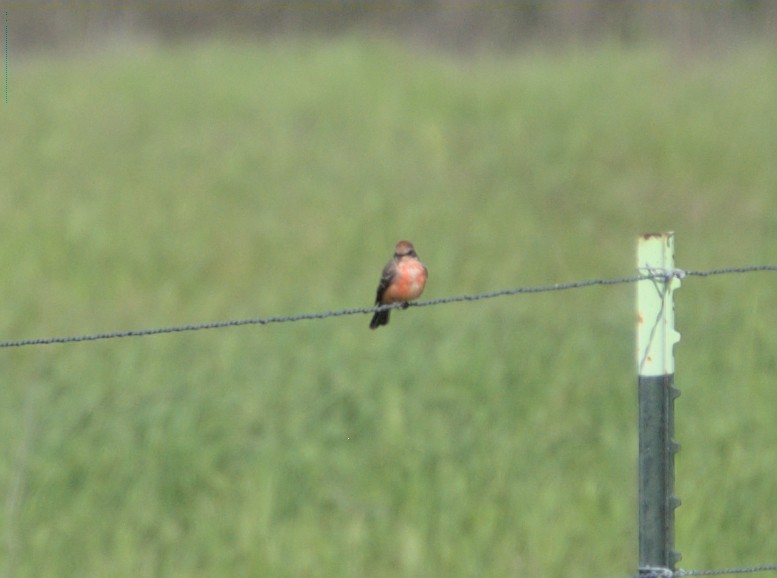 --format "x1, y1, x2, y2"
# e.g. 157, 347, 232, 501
382, 260, 428, 303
